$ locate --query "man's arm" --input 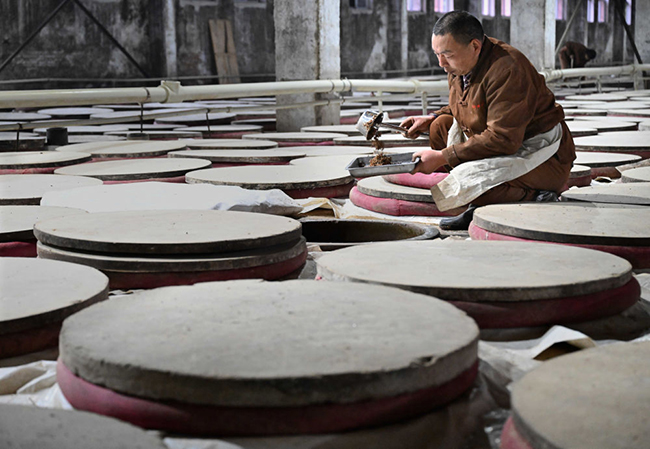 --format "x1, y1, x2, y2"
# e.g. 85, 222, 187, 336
400, 105, 452, 139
